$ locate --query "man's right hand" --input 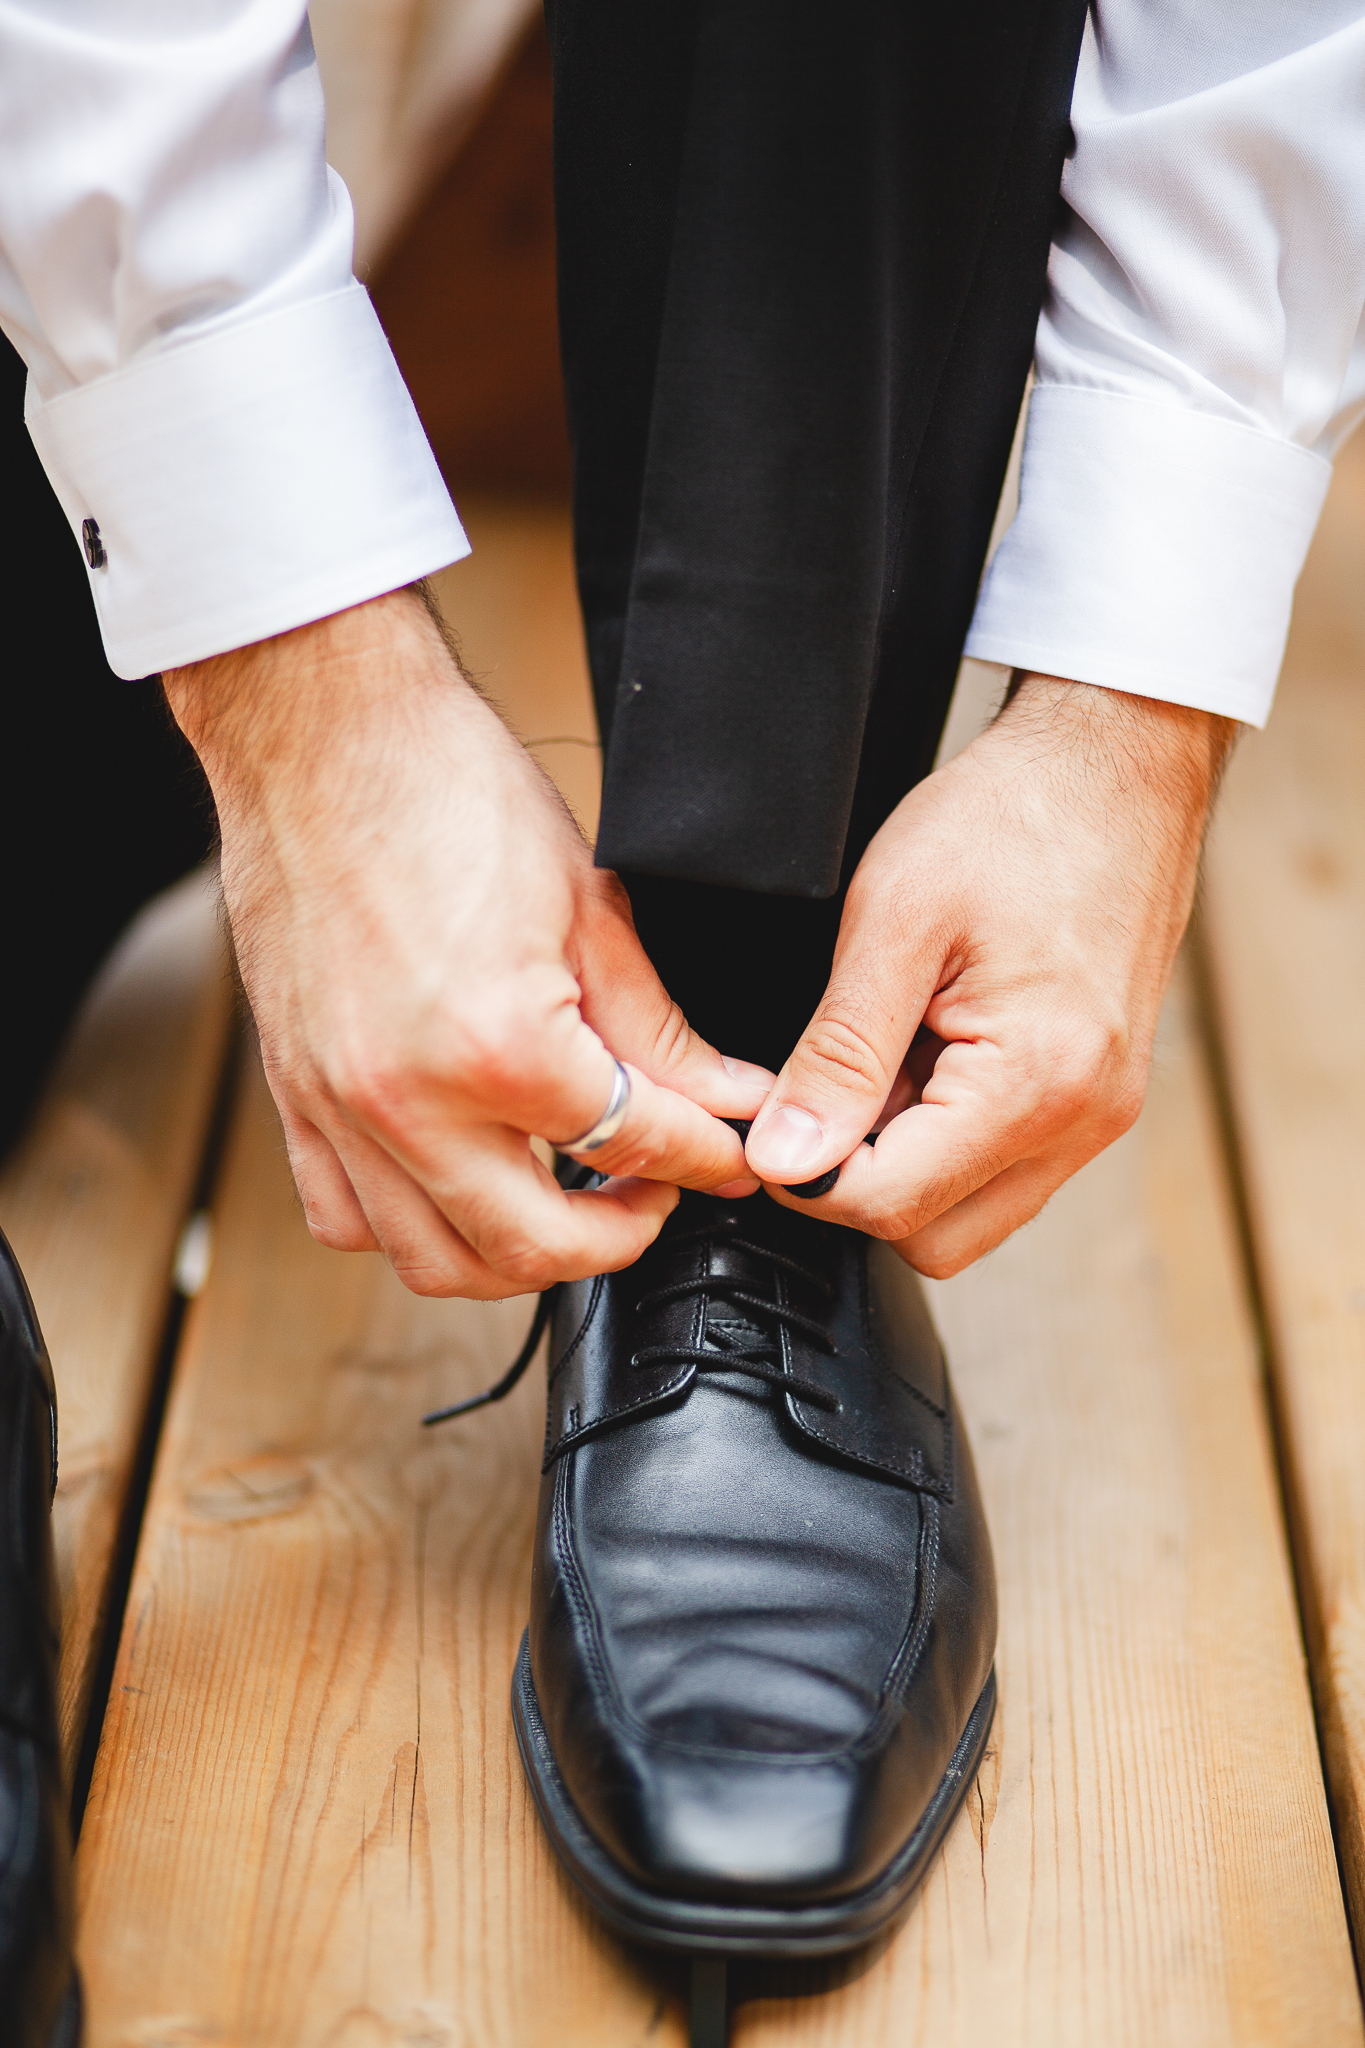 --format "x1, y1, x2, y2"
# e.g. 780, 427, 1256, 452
163, 587, 770, 1299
